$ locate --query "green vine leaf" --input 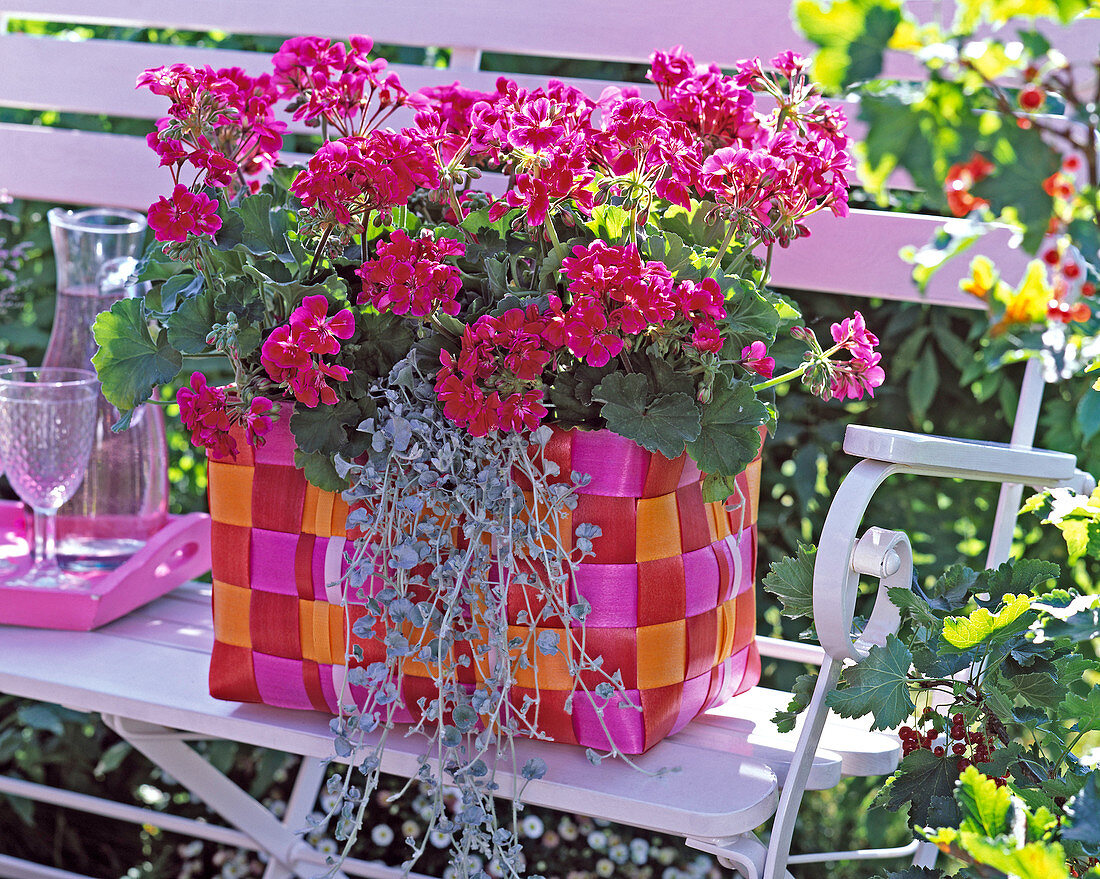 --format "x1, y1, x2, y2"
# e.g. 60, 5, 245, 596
827, 634, 914, 730
879, 746, 961, 827
956, 765, 1013, 838
592, 373, 701, 459
793, 0, 902, 91
92, 298, 182, 412
772, 672, 818, 734
763, 543, 816, 620
941, 594, 1033, 652
1064, 772, 1100, 857
1060, 689, 1100, 734
975, 559, 1059, 609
